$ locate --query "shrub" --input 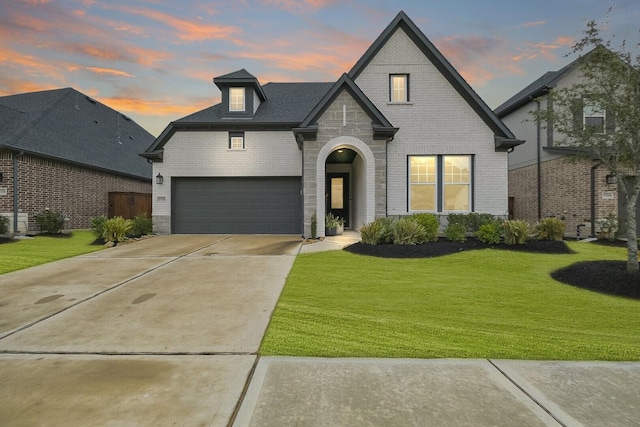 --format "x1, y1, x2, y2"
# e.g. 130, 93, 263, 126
377, 217, 396, 244
465, 213, 498, 232
0, 216, 9, 234
102, 216, 133, 246
596, 213, 618, 240
446, 213, 466, 228
393, 217, 427, 245
360, 221, 381, 245
408, 213, 439, 242
475, 223, 502, 244
535, 217, 565, 241
444, 222, 466, 242
131, 213, 153, 237
503, 220, 530, 245
35, 209, 65, 234
90, 215, 108, 240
